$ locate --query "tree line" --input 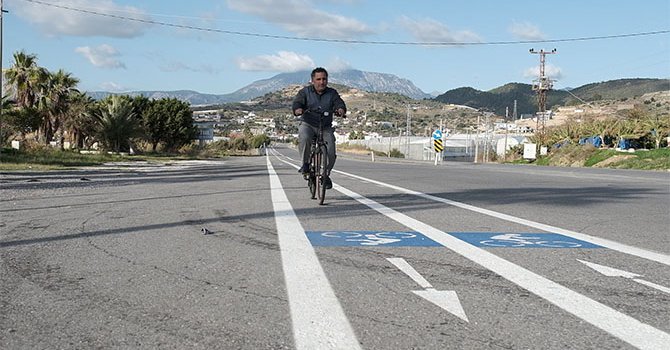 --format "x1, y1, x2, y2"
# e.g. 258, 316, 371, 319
1, 50, 196, 153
